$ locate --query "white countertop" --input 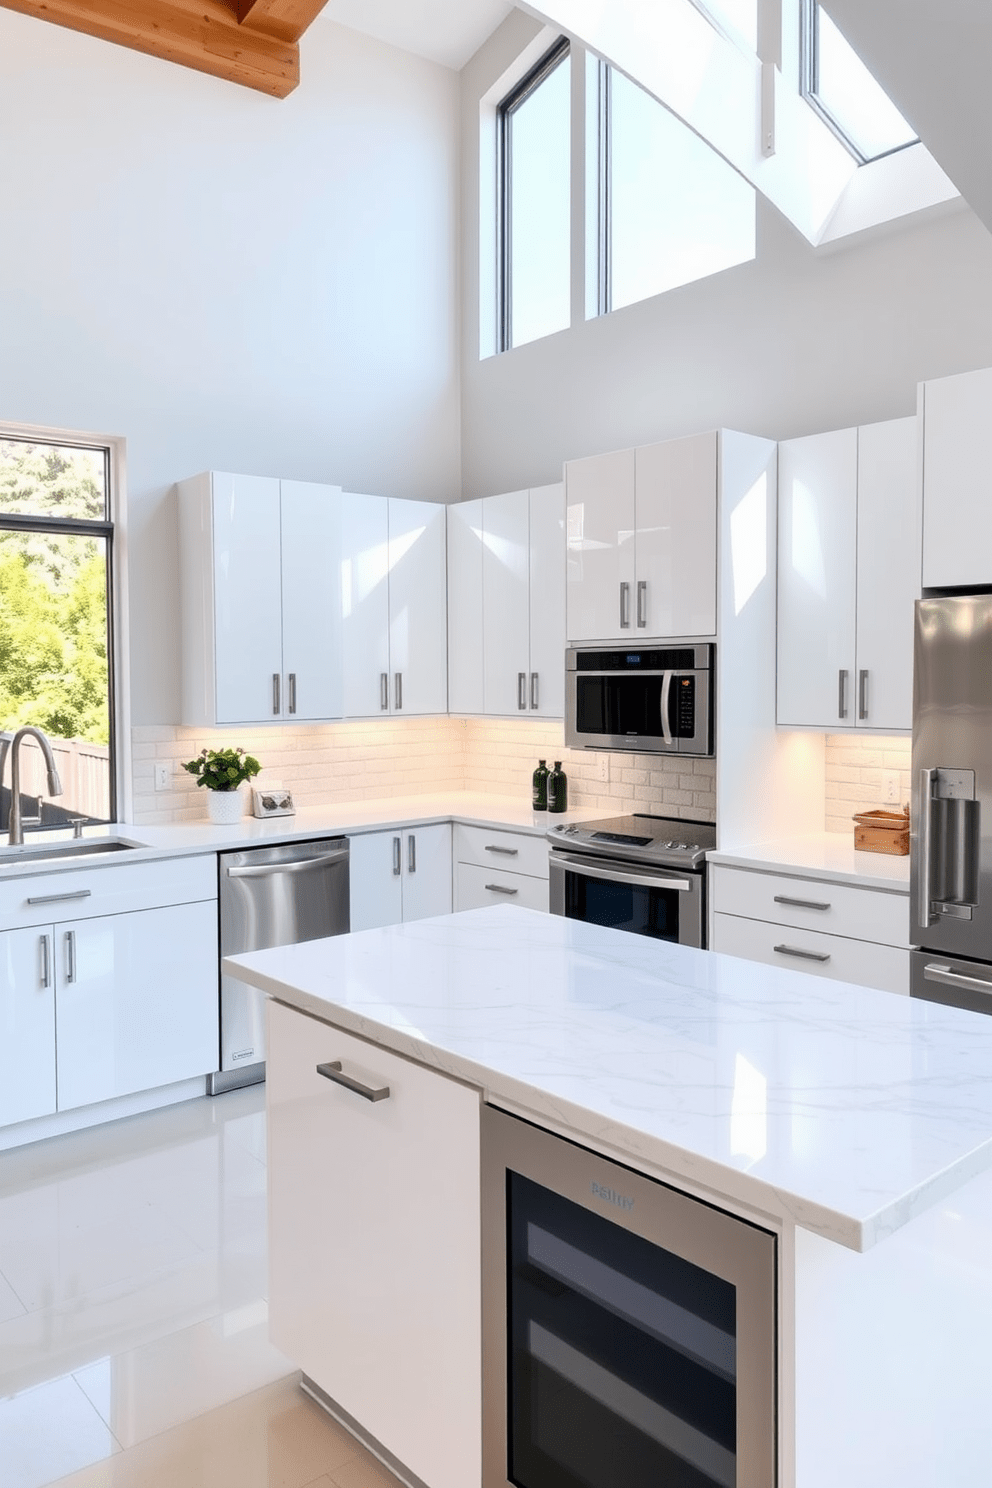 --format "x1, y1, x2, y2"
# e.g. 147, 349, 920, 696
708, 832, 911, 892
224, 904, 992, 1254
